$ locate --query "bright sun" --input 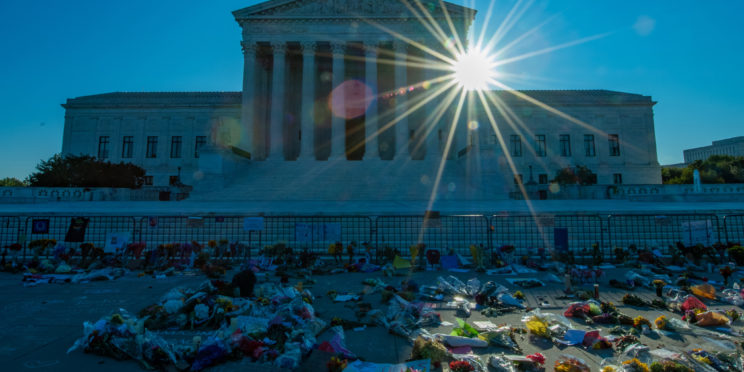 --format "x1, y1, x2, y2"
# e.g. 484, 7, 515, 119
452, 48, 497, 91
